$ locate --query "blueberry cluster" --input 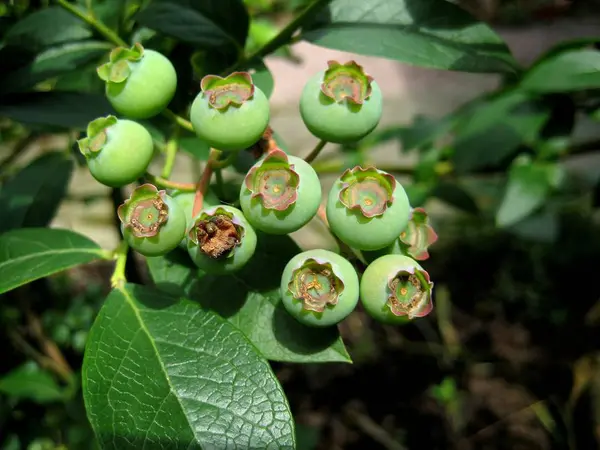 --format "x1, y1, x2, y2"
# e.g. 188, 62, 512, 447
79, 43, 438, 327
